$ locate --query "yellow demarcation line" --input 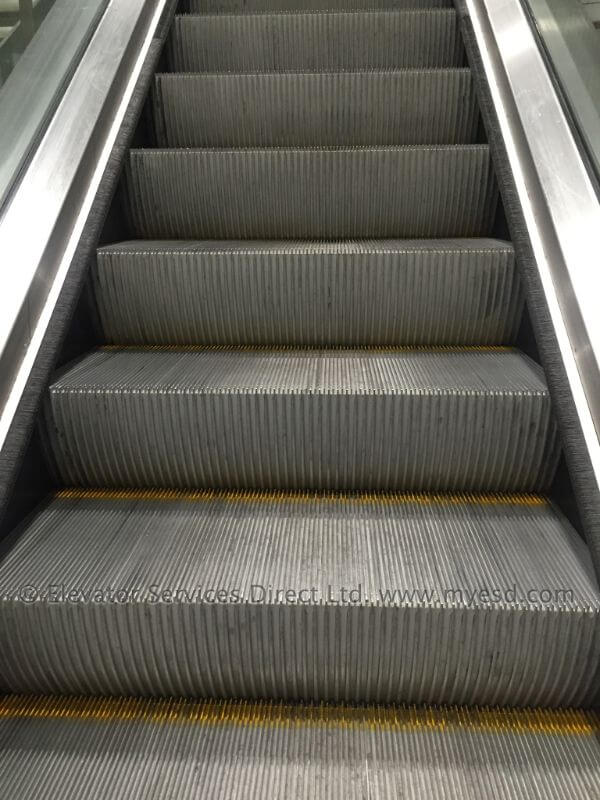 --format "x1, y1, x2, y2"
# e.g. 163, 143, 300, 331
0, 696, 596, 736
100, 344, 513, 353
55, 488, 548, 508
